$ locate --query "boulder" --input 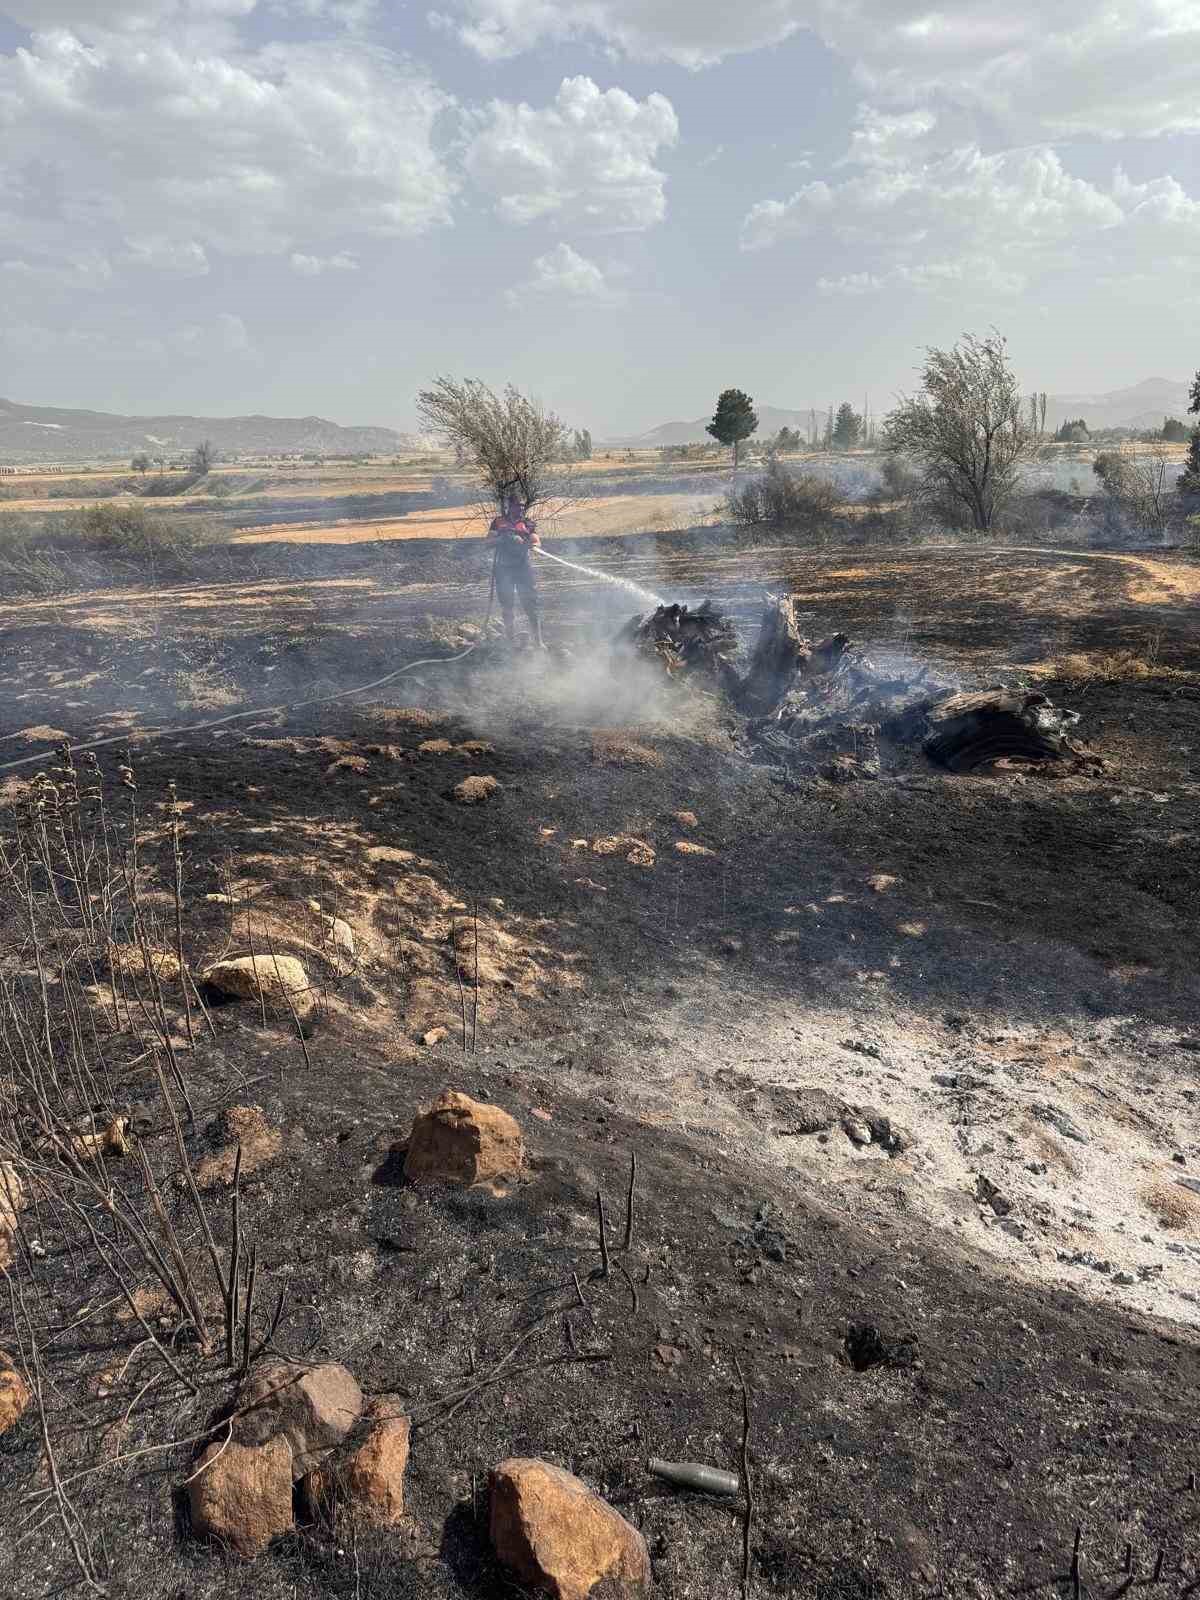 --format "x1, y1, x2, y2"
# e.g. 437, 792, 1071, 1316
0, 1161, 26, 1269
490, 1458, 651, 1600
204, 954, 314, 1019
234, 1360, 363, 1479
189, 1435, 294, 1558
403, 1091, 524, 1188
304, 1399, 410, 1528
0, 1351, 31, 1437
